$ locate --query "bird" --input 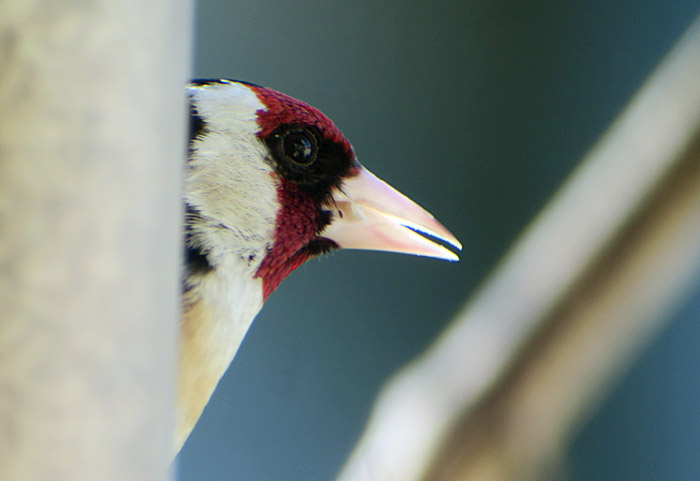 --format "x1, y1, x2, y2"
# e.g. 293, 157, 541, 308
177, 79, 462, 454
